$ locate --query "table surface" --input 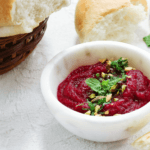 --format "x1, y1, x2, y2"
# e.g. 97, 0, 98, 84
0, 1, 150, 150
